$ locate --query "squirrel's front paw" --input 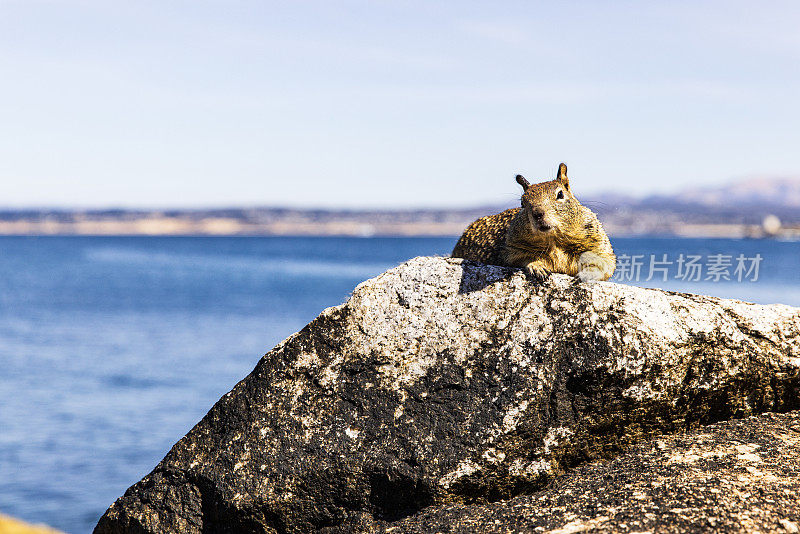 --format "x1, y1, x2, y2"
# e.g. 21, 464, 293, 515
577, 267, 603, 282
524, 263, 550, 282
577, 252, 613, 282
